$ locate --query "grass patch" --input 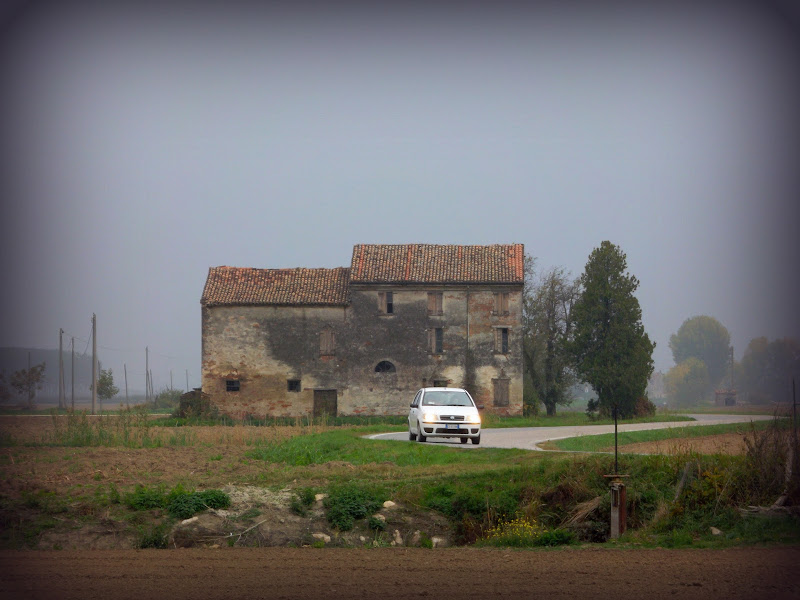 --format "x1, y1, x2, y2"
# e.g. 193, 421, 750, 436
245, 429, 528, 467
481, 413, 694, 429
546, 420, 783, 452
